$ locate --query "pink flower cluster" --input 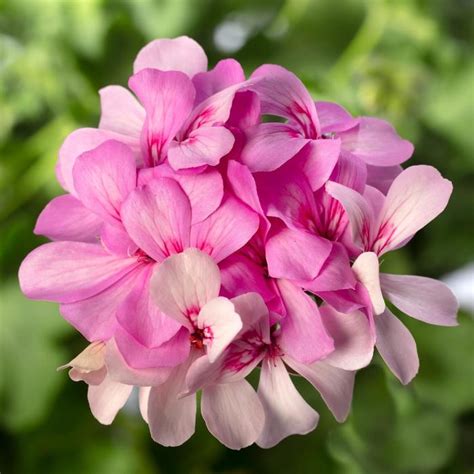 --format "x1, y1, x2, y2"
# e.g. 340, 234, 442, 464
19, 37, 458, 449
